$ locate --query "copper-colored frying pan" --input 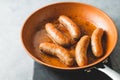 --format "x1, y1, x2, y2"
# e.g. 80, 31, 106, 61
21, 2, 119, 79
